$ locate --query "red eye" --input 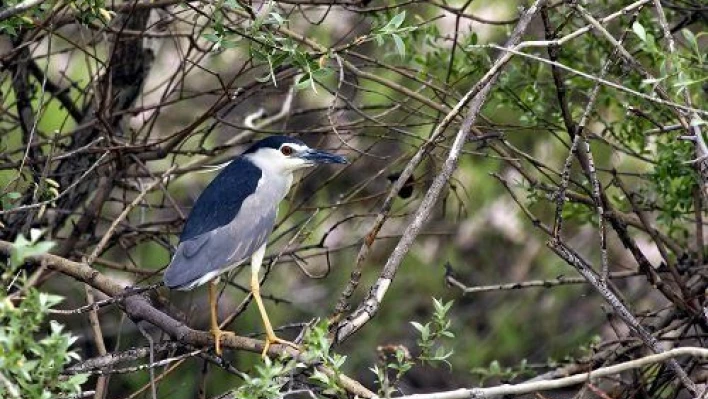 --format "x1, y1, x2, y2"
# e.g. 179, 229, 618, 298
281, 146, 293, 156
